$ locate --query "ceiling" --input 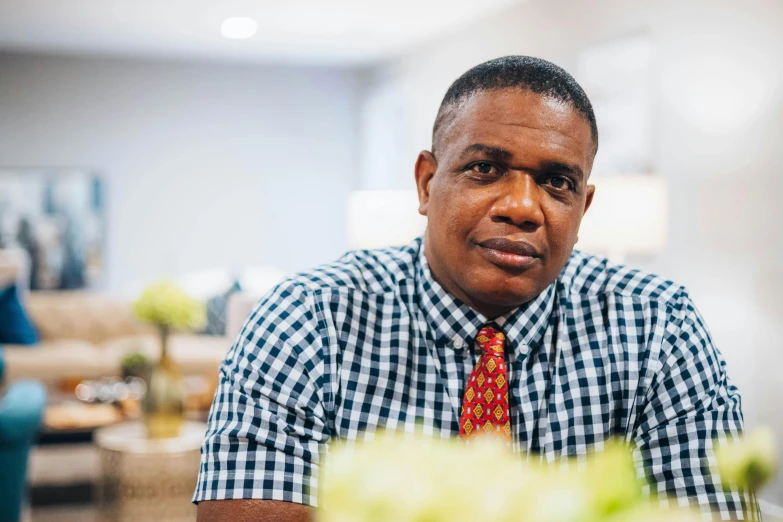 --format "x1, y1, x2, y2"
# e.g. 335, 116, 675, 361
0, 0, 524, 66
